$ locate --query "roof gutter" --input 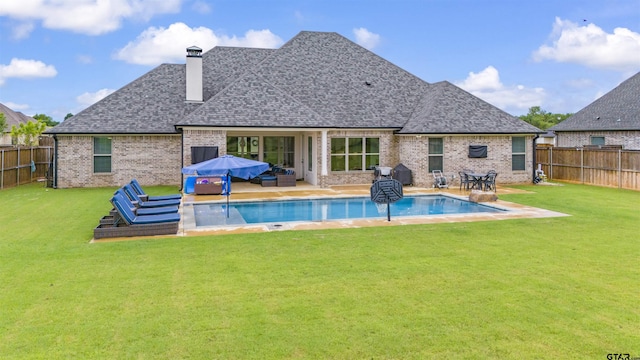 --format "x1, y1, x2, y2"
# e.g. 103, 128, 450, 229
532, 133, 540, 183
